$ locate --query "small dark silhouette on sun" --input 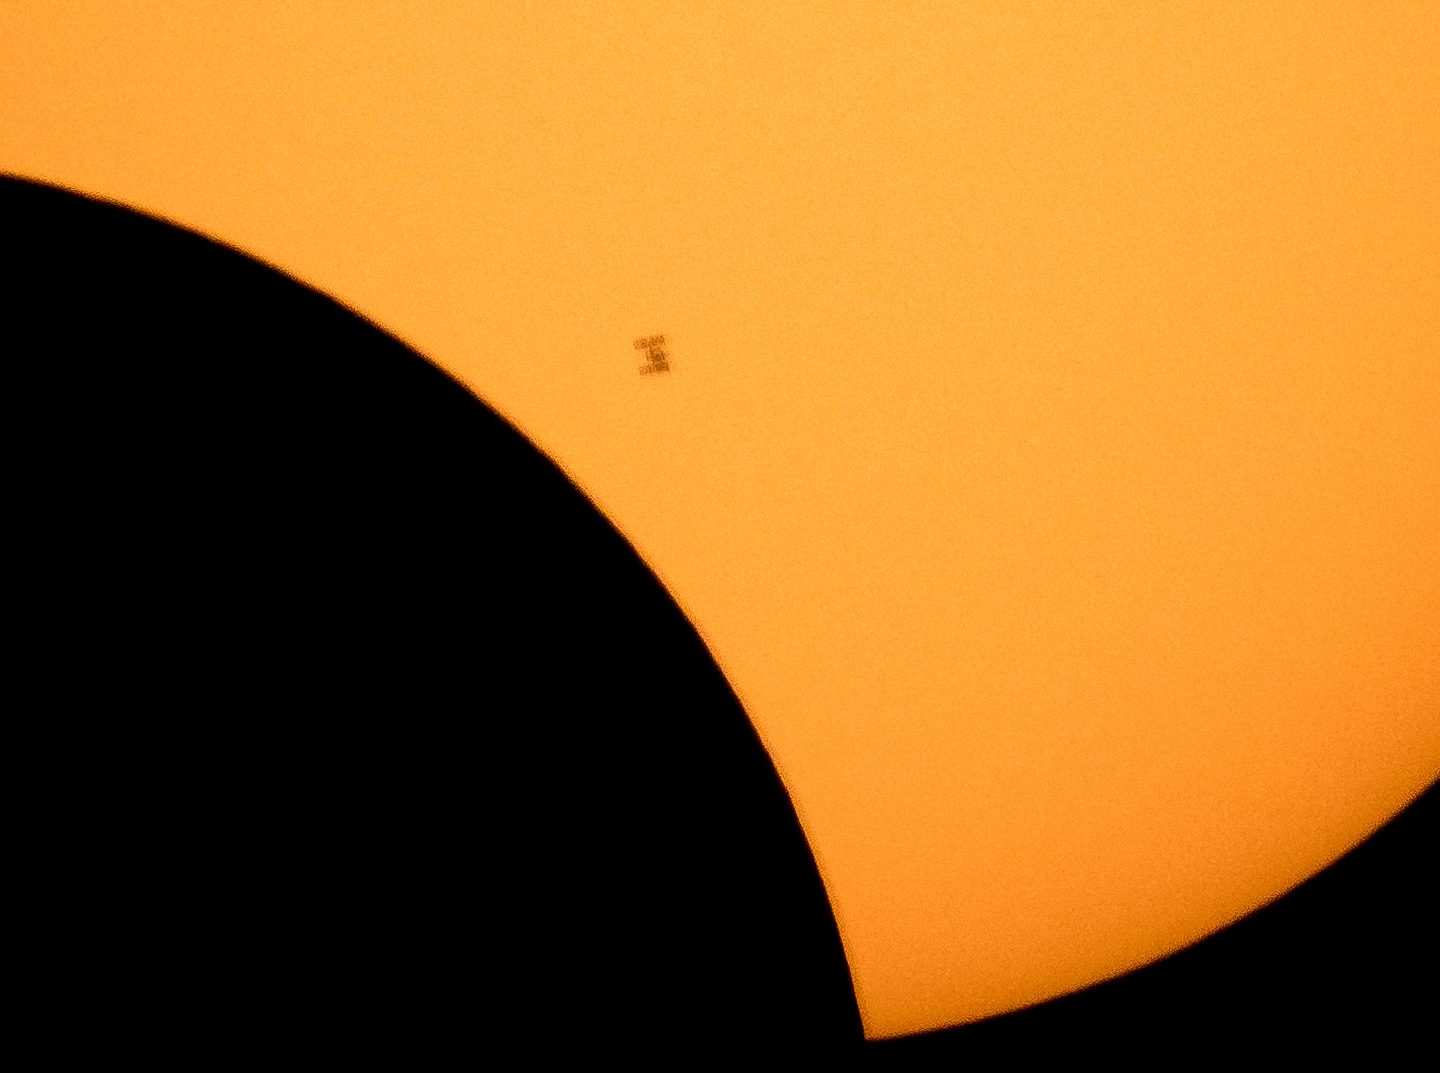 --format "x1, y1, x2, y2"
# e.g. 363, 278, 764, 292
636, 333, 671, 375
